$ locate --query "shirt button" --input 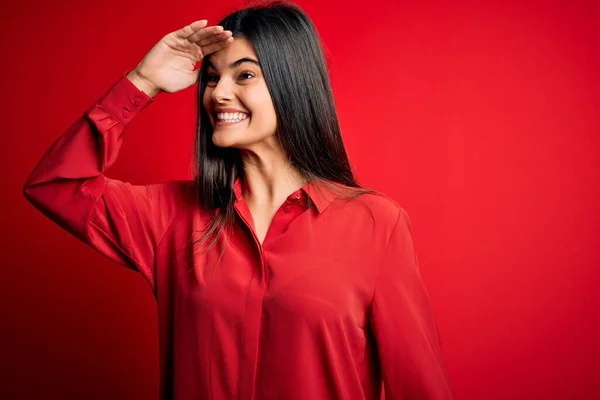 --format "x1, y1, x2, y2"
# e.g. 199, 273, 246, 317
133, 96, 142, 106
293, 195, 300, 200
284, 205, 291, 213
122, 110, 130, 118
